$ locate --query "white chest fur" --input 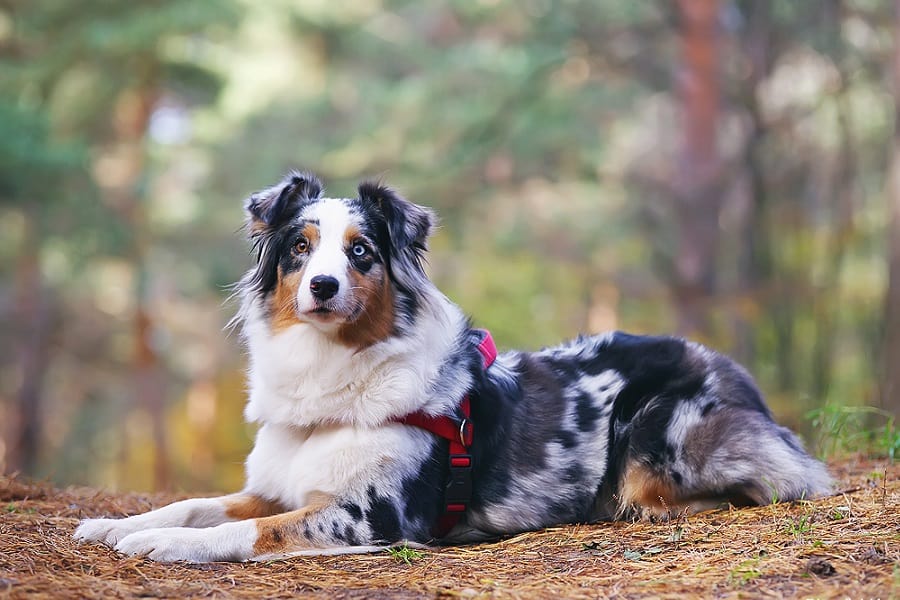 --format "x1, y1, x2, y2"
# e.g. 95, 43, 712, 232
240, 293, 471, 429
